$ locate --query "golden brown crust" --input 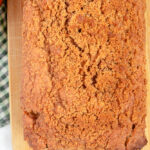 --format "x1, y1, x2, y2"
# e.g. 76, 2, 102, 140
22, 0, 147, 149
